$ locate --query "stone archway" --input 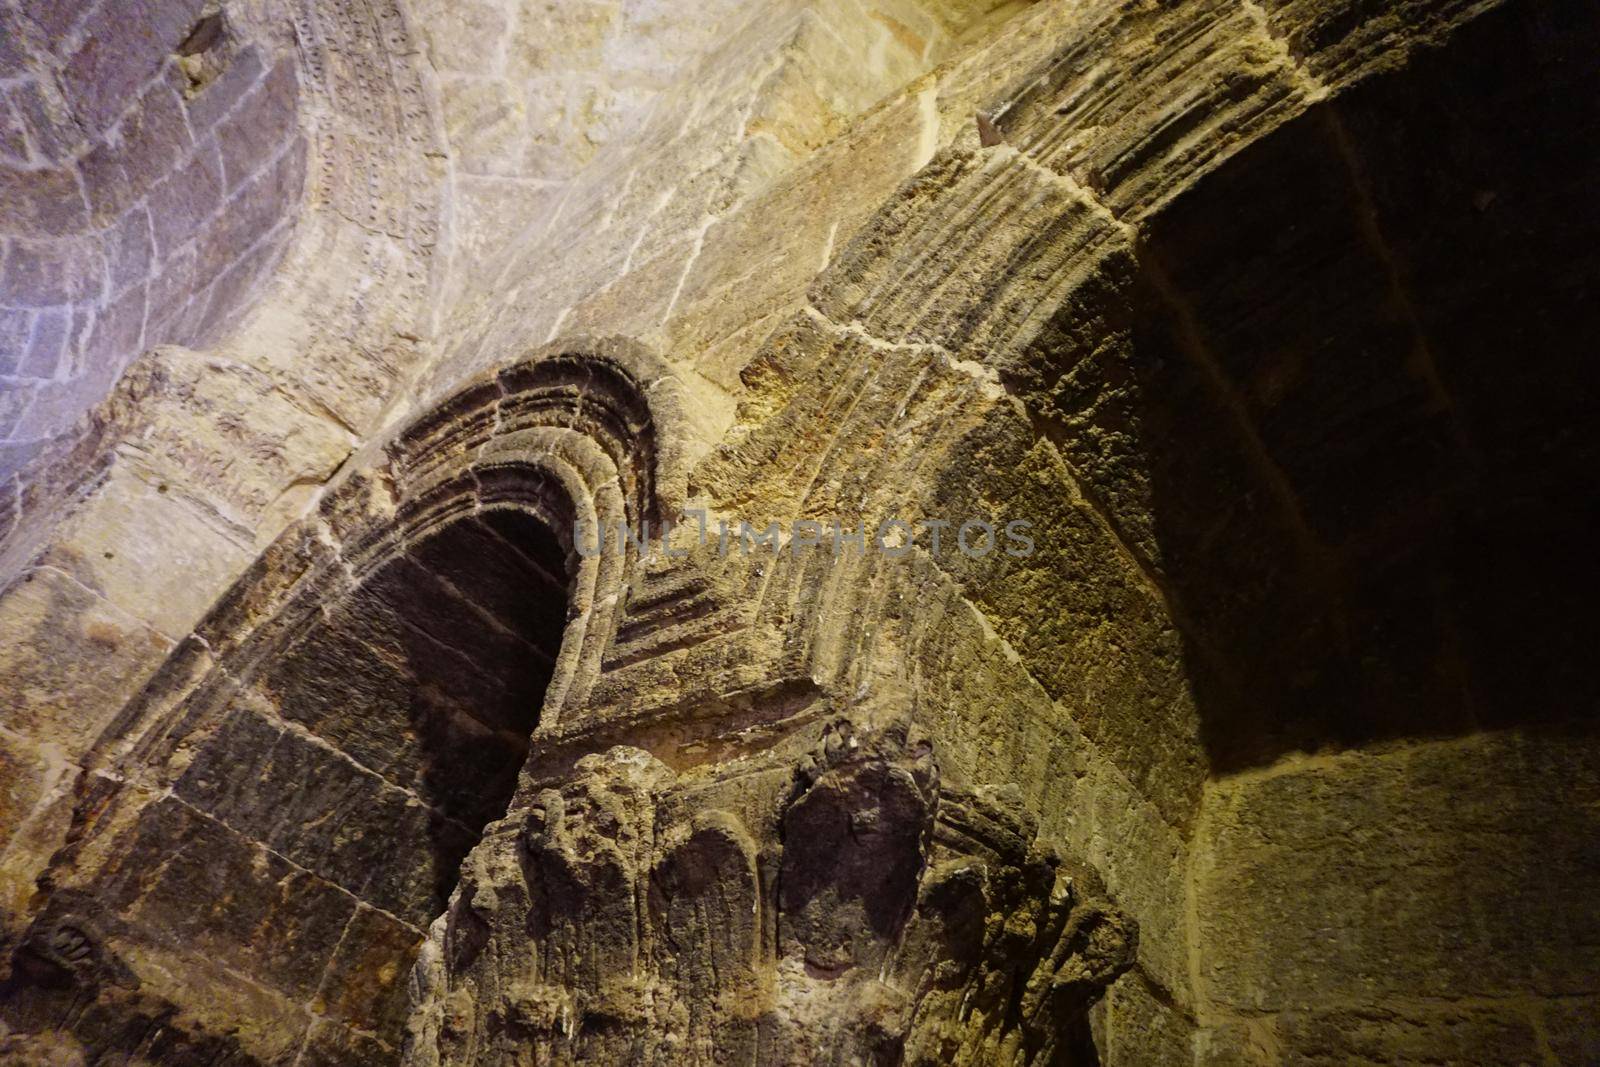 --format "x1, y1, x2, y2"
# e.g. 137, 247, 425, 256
0, 341, 682, 1064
